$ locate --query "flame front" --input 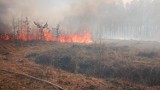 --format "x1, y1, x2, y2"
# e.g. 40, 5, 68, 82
57, 31, 92, 43
0, 28, 92, 44
0, 34, 10, 40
